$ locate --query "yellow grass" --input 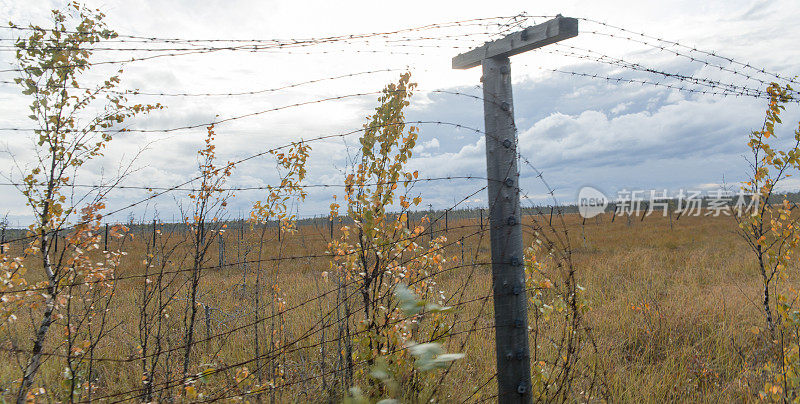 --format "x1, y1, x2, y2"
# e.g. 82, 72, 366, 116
0, 211, 780, 402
